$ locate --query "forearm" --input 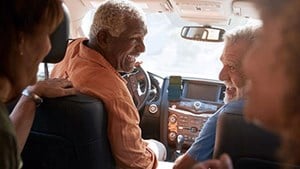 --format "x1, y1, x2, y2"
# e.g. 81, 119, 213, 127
10, 96, 36, 153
